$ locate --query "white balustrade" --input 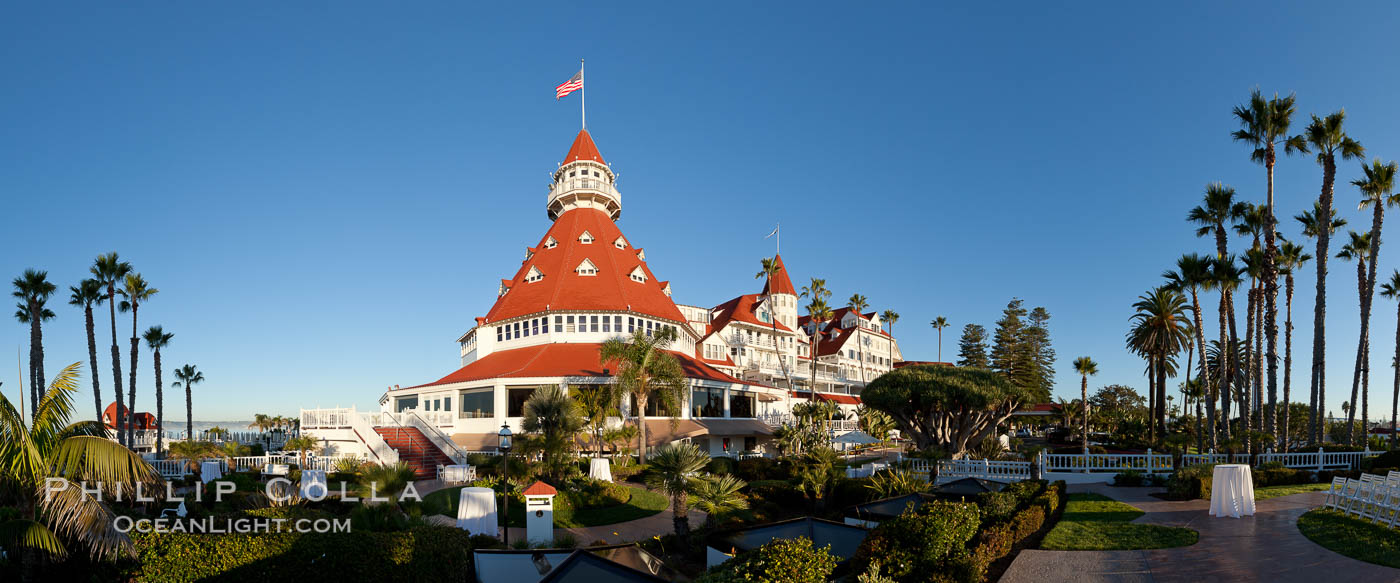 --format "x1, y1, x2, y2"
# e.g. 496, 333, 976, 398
936, 458, 1032, 482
